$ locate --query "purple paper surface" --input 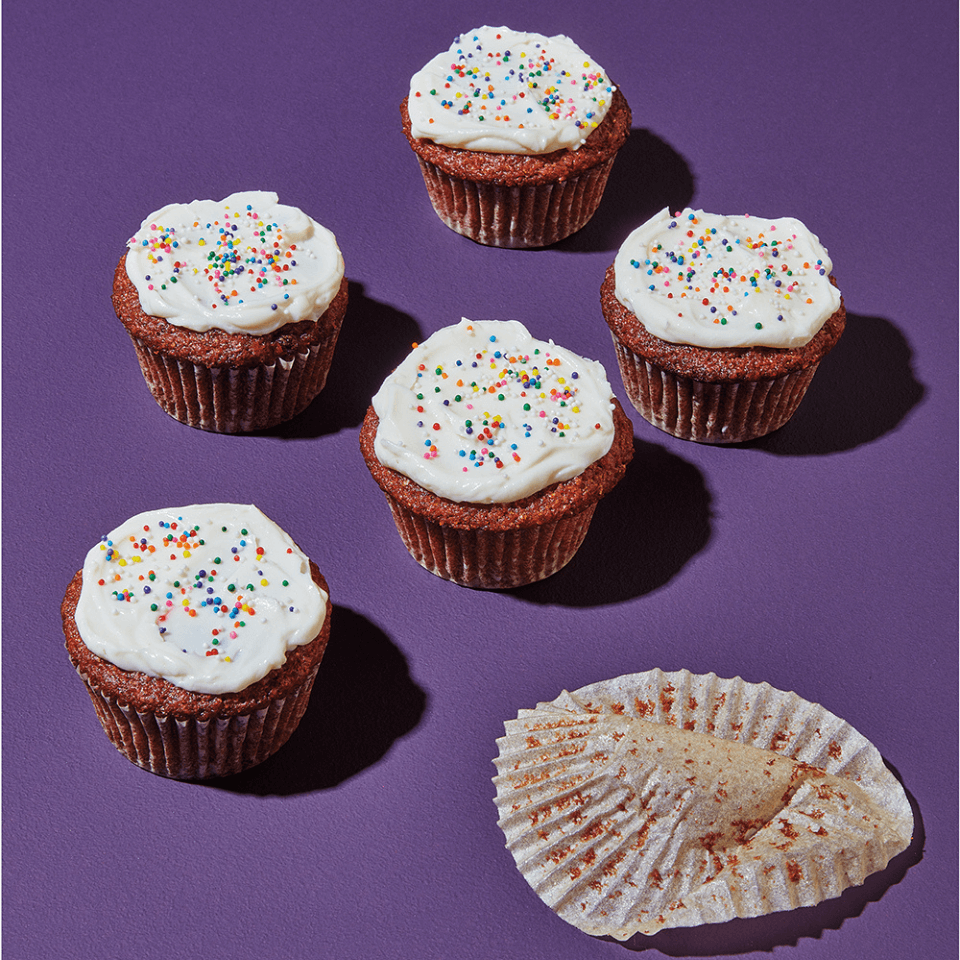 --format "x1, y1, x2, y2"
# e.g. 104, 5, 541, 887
3, 2, 956, 958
